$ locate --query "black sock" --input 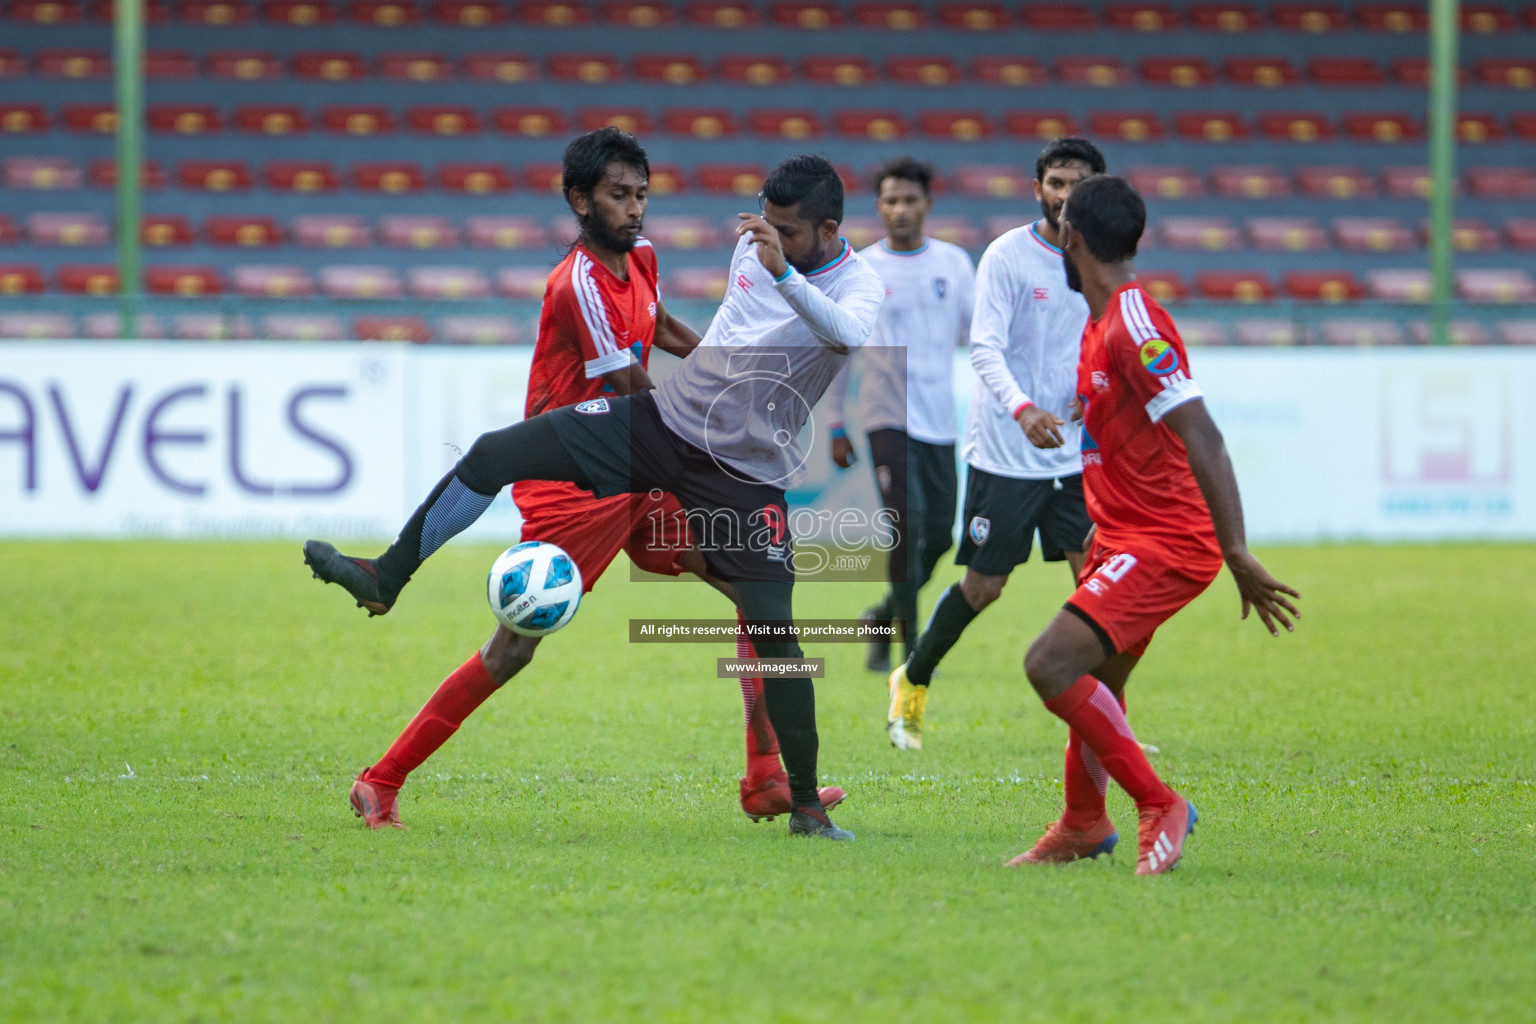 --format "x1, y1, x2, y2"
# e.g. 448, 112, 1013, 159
906, 584, 981, 686
870, 594, 892, 624
762, 677, 818, 807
